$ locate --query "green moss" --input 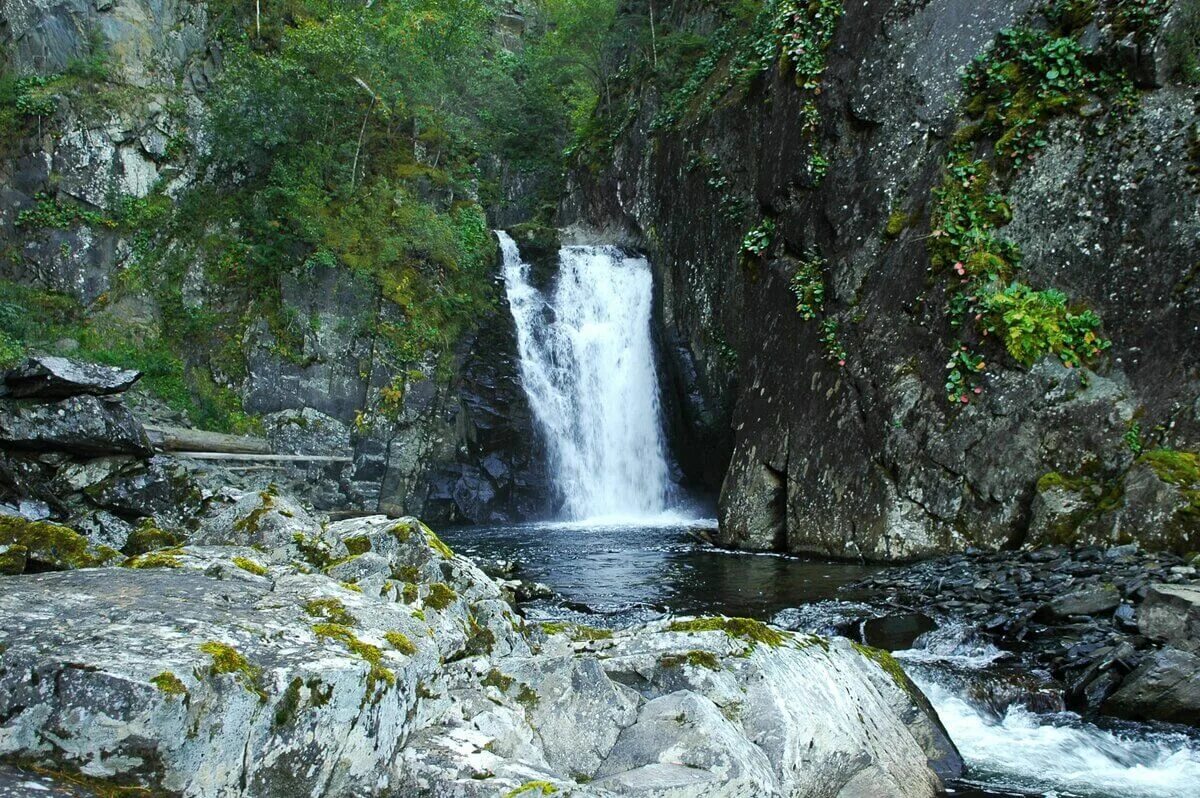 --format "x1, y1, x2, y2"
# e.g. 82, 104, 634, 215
570, 624, 613, 642
344, 535, 372, 555
122, 520, 182, 556
292, 533, 333, 568
393, 564, 420, 583
540, 622, 570, 636
659, 650, 722, 671
0, 516, 117, 572
199, 641, 266, 701
1140, 449, 1200, 487
0, 544, 27, 575
884, 209, 912, 238
667, 616, 786, 652
851, 642, 912, 694
482, 668, 515, 691
425, 582, 458, 611
311, 623, 395, 697
516, 684, 540, 711
467, 613, 497, 655
5, 760, 155, 798
122, 548, 185, 569
304, 597, 356, 626
389, 521, 415, 542
504, 782, 557, 797
402, 582, 420, 604
274, 677, 303, 726
232, 556, 268, 576
340, 581, 363, 593
424, 527, 455, 559
233, 490, 276, 538
150, 671, 188, 697
385, 631, 417, 656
